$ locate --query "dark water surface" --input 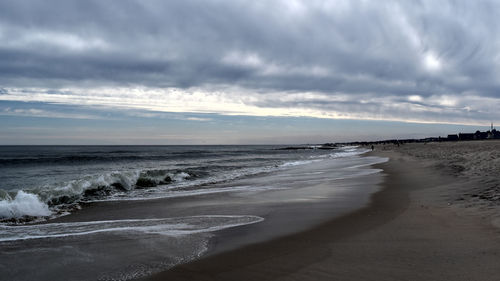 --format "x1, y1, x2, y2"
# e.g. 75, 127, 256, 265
1, 145, 341, 219
0, 145, 387, 280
